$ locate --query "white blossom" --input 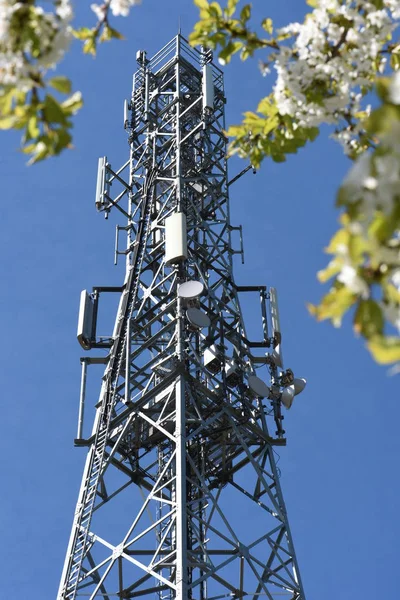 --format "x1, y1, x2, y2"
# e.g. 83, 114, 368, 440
342, 152, 372, 191
337, 264, 370, 297
110, 0, 141, 18
0, 1, 15, 43
56, 0, 73, 21
391, 269, 400, 289
389, 70, 400, 104
384, 0, 400, 20
364, 176, 378, 191
0, 0, 73, 88
341, 140, 400, 219
91, 3, 106, 21
271, 1, 400, 148
382, 302, 400, 332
